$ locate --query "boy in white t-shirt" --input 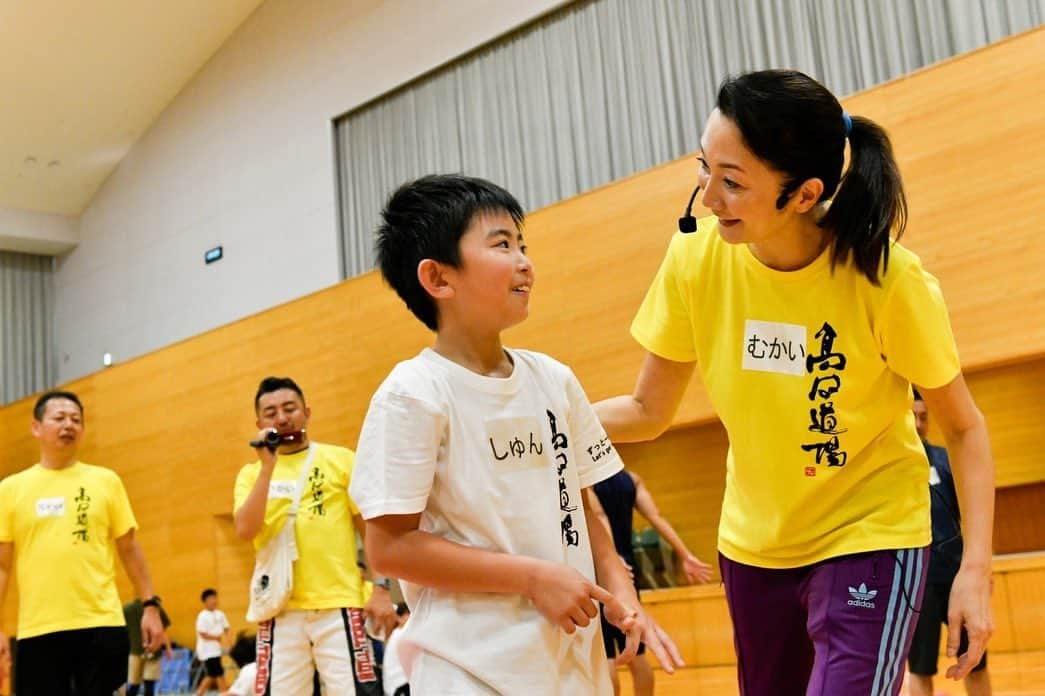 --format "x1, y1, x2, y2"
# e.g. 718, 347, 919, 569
350, 175, 683, 695
219, 627, 258, 693
222, 663, 256, 696
195, 588, 230, 695
221, 631, 258, 696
